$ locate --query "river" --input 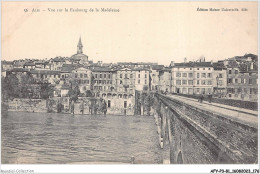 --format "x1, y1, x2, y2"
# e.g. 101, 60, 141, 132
1, 112, 162, 164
